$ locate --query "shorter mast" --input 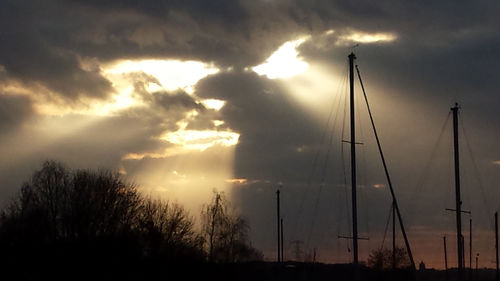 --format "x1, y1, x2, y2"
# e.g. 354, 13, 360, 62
451, 103, 464, 281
